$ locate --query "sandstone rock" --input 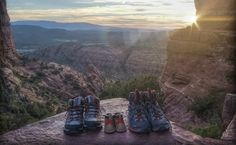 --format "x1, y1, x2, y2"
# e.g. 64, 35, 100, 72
0, 0, 17, 65
160, 0, 235, 126
14, 60, 105, 103
222, 93, 236, 128
0, 0, 18, 101
0, 98, 234, 145
0, 67, 20, 90
221, 115, 236, 141
84, 64, 105, 94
